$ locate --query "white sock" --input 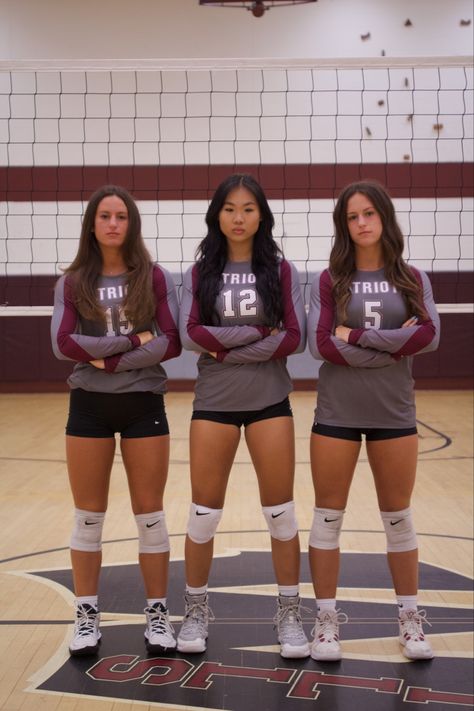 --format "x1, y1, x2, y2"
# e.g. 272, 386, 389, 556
397, 595, 418, 614
147, 597, 167, 608
278, 585, 299, 598
76, 595, 98, 609
317, 598, 337, 614
186, 584, 208, 596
